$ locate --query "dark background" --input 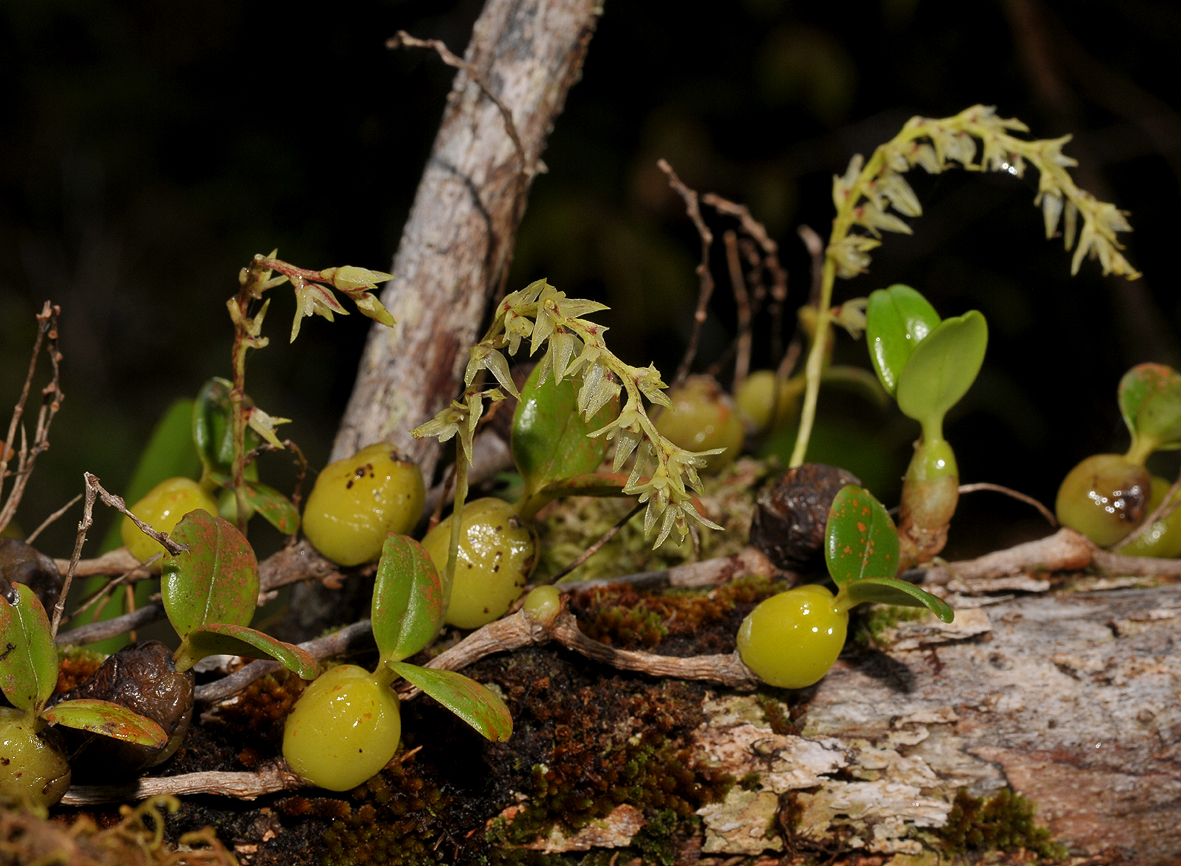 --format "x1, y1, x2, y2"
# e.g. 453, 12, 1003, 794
3, 0, 1180, 559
